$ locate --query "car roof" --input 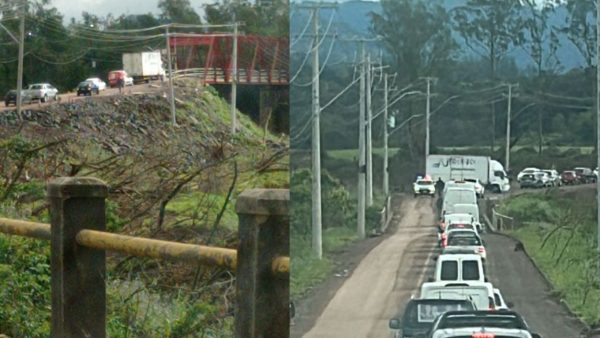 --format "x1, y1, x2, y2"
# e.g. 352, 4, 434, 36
438, 253, 481, 260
